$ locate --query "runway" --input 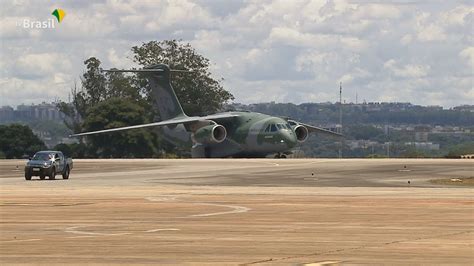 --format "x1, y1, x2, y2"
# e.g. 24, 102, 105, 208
0, 159, 472, 264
